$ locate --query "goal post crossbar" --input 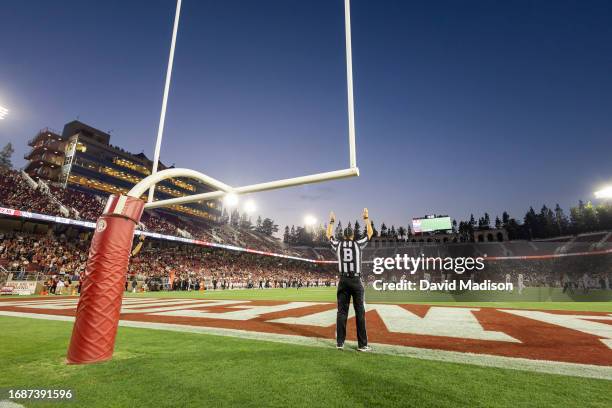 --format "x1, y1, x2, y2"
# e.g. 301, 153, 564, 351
136, 166, 359, 209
